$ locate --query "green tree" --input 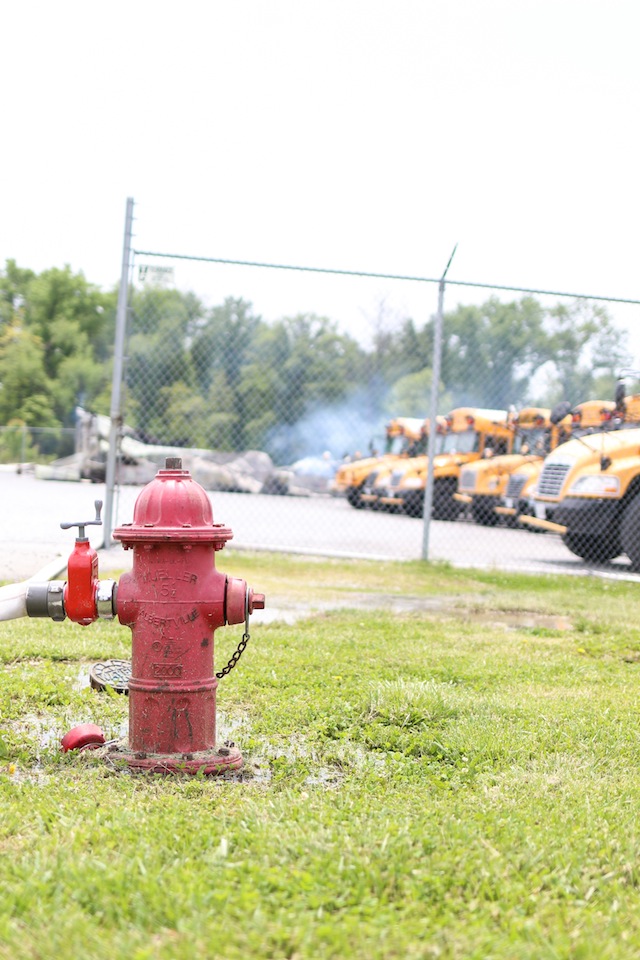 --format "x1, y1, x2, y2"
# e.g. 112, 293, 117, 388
2, 264, 118, 424
191, 298, 260, 392
126, 287, 203, 441
278, 313, 363, 411
386, 368, 452, 419
187, 297, 263, 449
359, 305, 428, 424
437, 296, 549, 409
258, 314, 366, 461
0, 260, 35, 328
0, 322, 54, 425
148, 382, 209, 447
539, 299, 629, 405
25, 266, 116, 374
397, 296, 628, 412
